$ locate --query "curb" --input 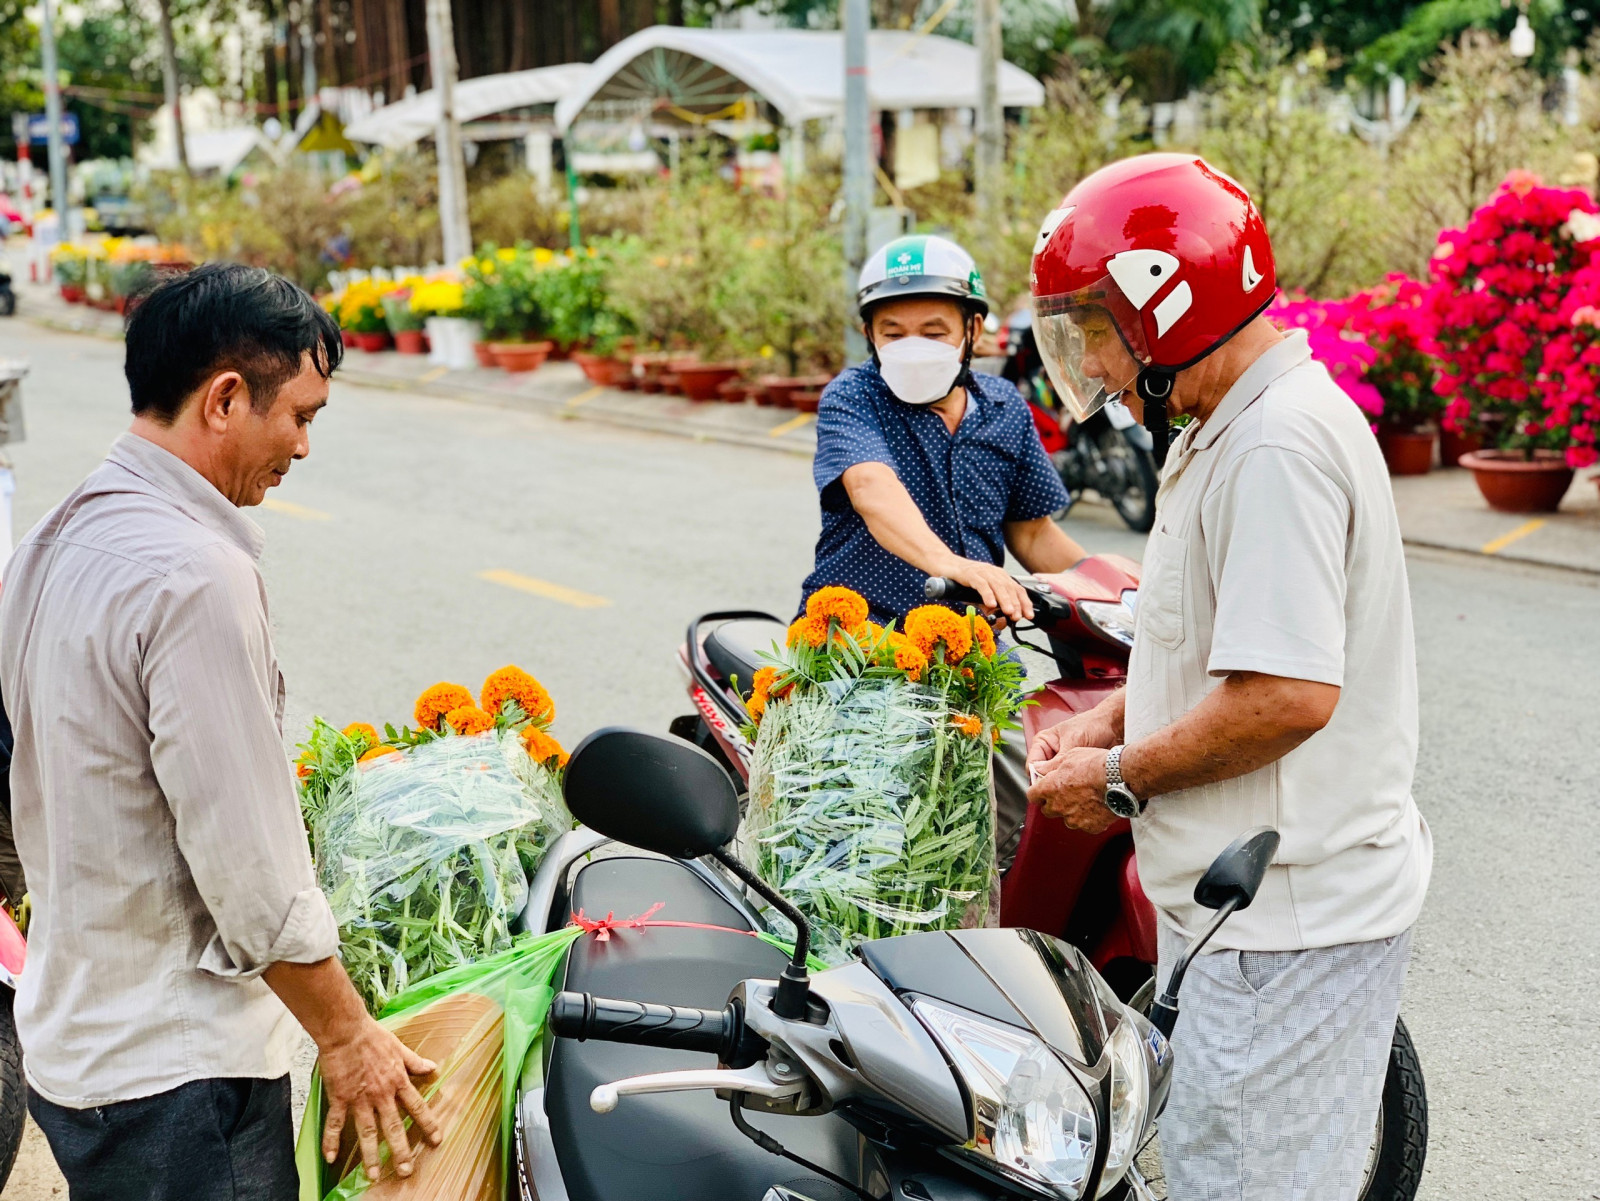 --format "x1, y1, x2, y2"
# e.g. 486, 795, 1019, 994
1398, 534, 1600, 579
